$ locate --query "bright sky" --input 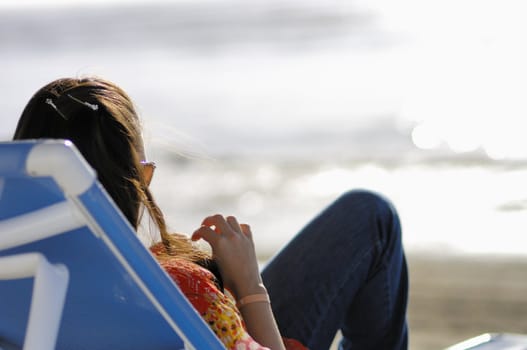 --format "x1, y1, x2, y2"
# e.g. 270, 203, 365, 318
3, 0, 527, 160
0, 0, 210, 7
